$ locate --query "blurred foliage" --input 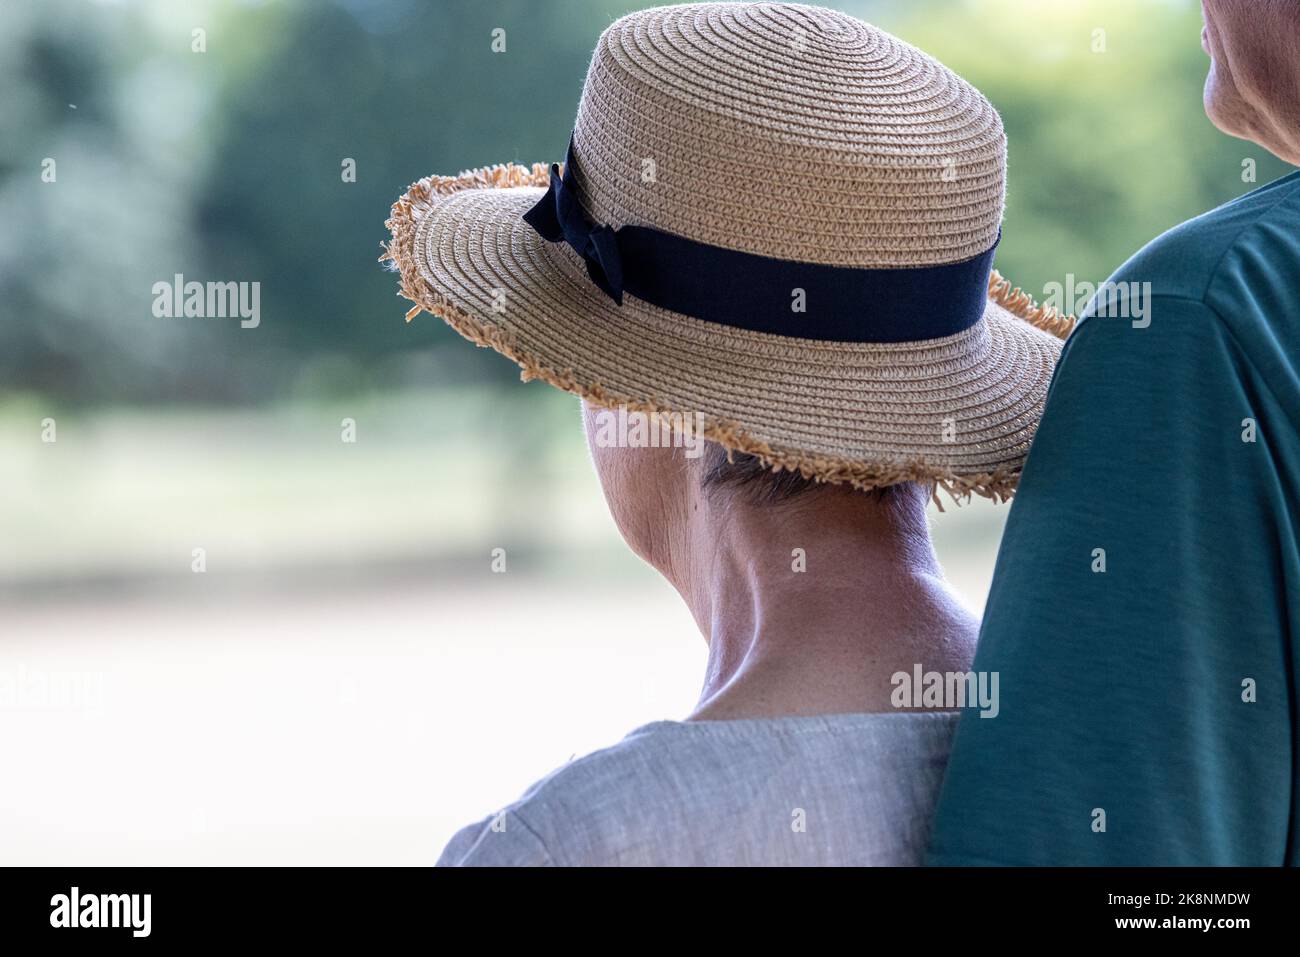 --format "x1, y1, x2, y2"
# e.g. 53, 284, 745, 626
897, 0, 1294, 301
1, 0, 1293, 406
